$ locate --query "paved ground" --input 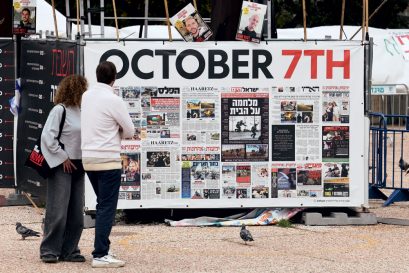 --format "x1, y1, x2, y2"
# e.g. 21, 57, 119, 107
1, 193, 409, 273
